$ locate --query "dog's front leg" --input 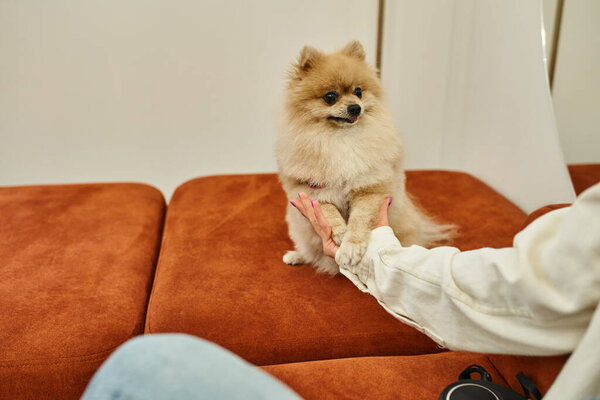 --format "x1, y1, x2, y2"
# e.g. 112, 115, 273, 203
336, 186, 388, 266
319, 203, 347, 246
